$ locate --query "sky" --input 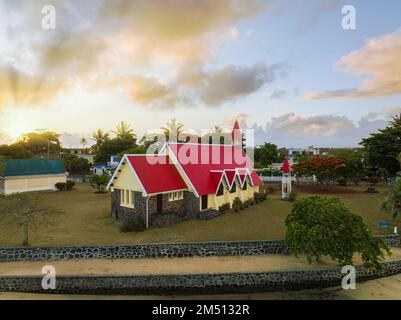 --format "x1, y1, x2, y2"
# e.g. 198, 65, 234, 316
0, 0, 400, 148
